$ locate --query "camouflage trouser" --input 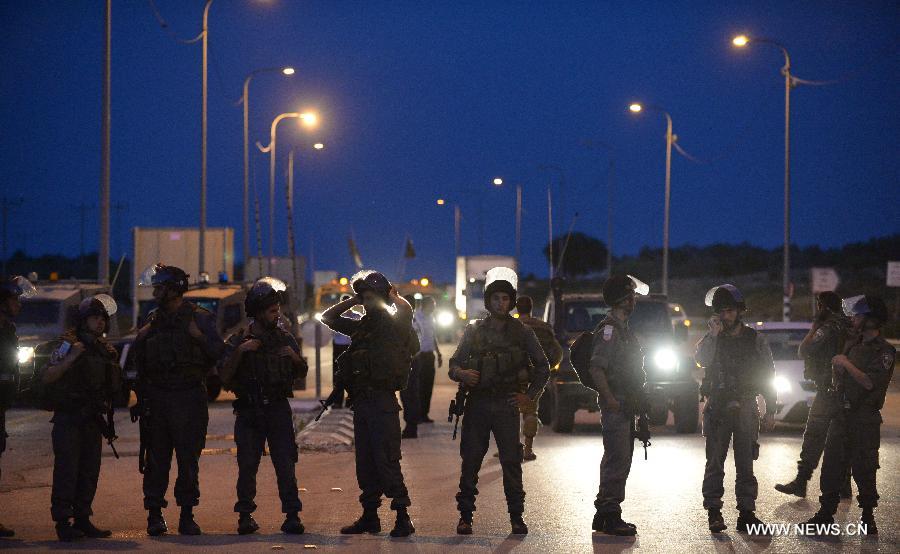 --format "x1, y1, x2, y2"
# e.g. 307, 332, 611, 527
702, 400, 759, 511
594, 408, 635, 514
796, 390, 836, 479
520, 389, 543, 439
819, 412, 880, 513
